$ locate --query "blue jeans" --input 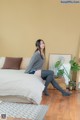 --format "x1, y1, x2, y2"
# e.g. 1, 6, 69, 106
29, 70, 35, 74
